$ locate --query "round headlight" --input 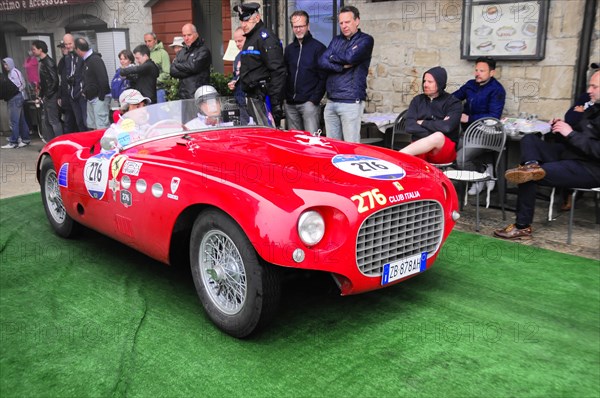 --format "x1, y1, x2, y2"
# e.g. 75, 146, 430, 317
298, 210, 325, 246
